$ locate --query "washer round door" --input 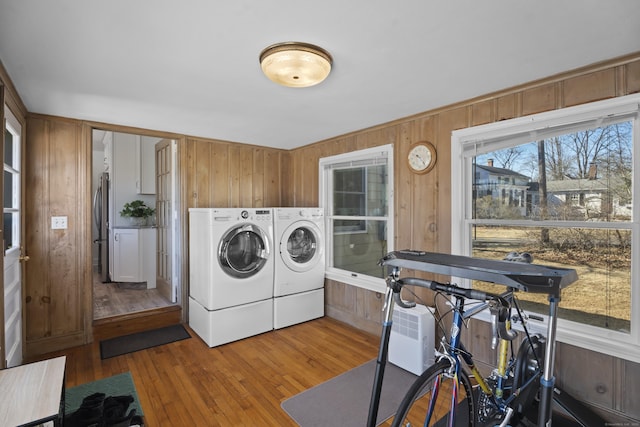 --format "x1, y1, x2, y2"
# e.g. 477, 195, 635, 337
218, 224, 271, 278
280, 221, 323, 272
